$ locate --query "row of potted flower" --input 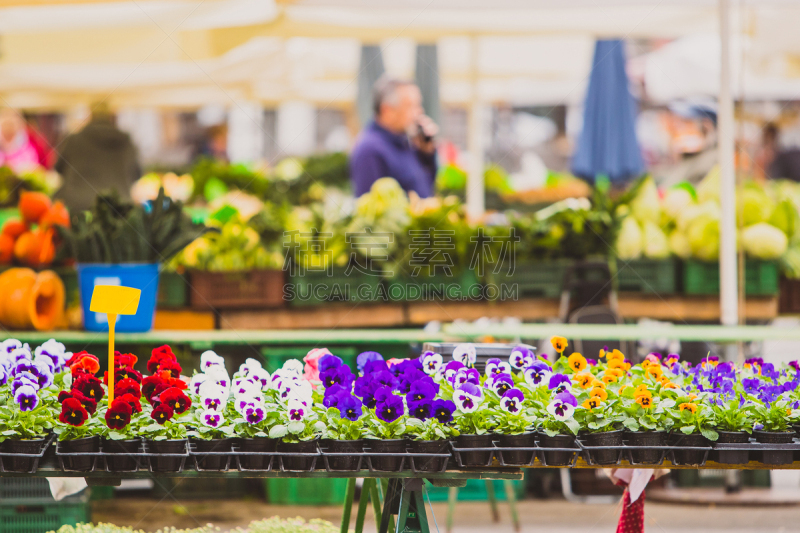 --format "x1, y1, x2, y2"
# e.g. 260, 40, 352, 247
0, 336, 798, 473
